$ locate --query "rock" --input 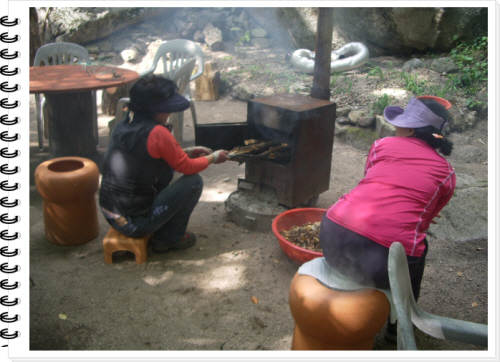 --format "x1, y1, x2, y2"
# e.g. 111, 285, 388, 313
334, 123, 350, 141
233, 84, 254, 101
358, 116, 376, 128
449, 108, 478, 132
345, 127, 379, 152
193, 30, 205, 43
336, 106, 352, 117
115, 38, 135, 53
38, 7, 174, 45
120, 48, 139, 63
246, 8, 317, 50
428, 178, 487, 242
336, 117, 350, 125
451, 145, 487, 163
250, 38, 272, 49
331, 8, 487, 56
251, 28, 267, 38
375, 115, 396, 138
85, 45, 100, 54
348, 110, 366, 126
431, 57, 459, 74
403, 58, 425, 72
